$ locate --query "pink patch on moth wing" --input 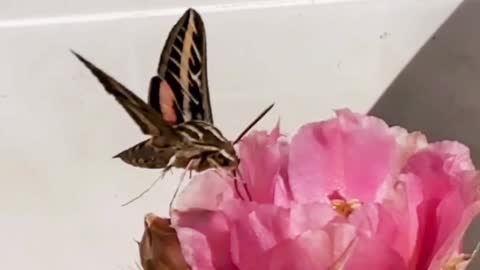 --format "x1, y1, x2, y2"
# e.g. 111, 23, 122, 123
159, 80, 178, 125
